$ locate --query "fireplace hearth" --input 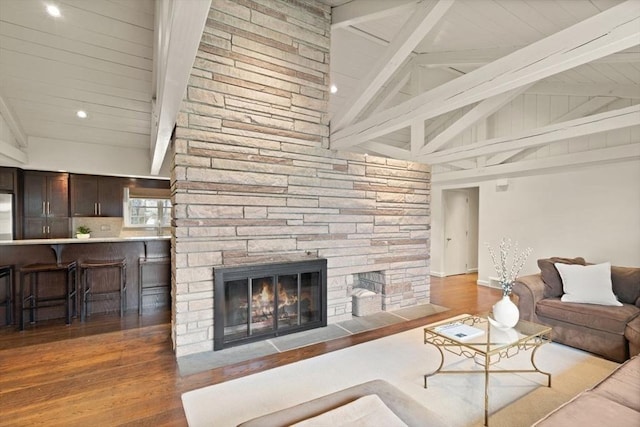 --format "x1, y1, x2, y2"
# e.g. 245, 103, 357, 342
213, 259, 327, 350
